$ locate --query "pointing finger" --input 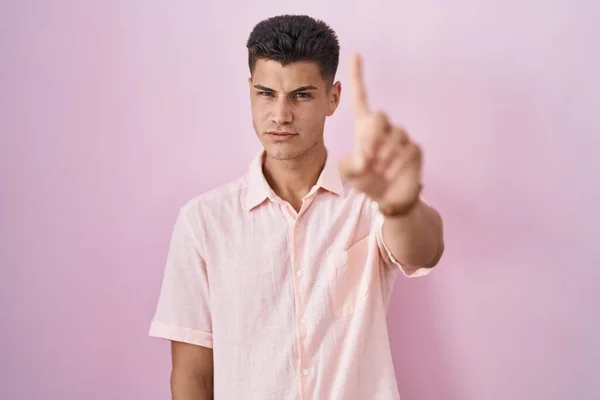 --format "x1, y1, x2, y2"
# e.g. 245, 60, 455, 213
349, 52, 371, 117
